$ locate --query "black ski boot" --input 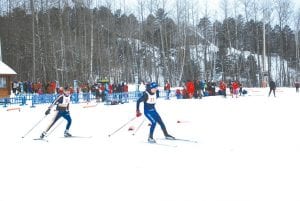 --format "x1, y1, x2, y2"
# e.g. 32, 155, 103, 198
40, 131, 47, 139
164, 134, 175, 140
